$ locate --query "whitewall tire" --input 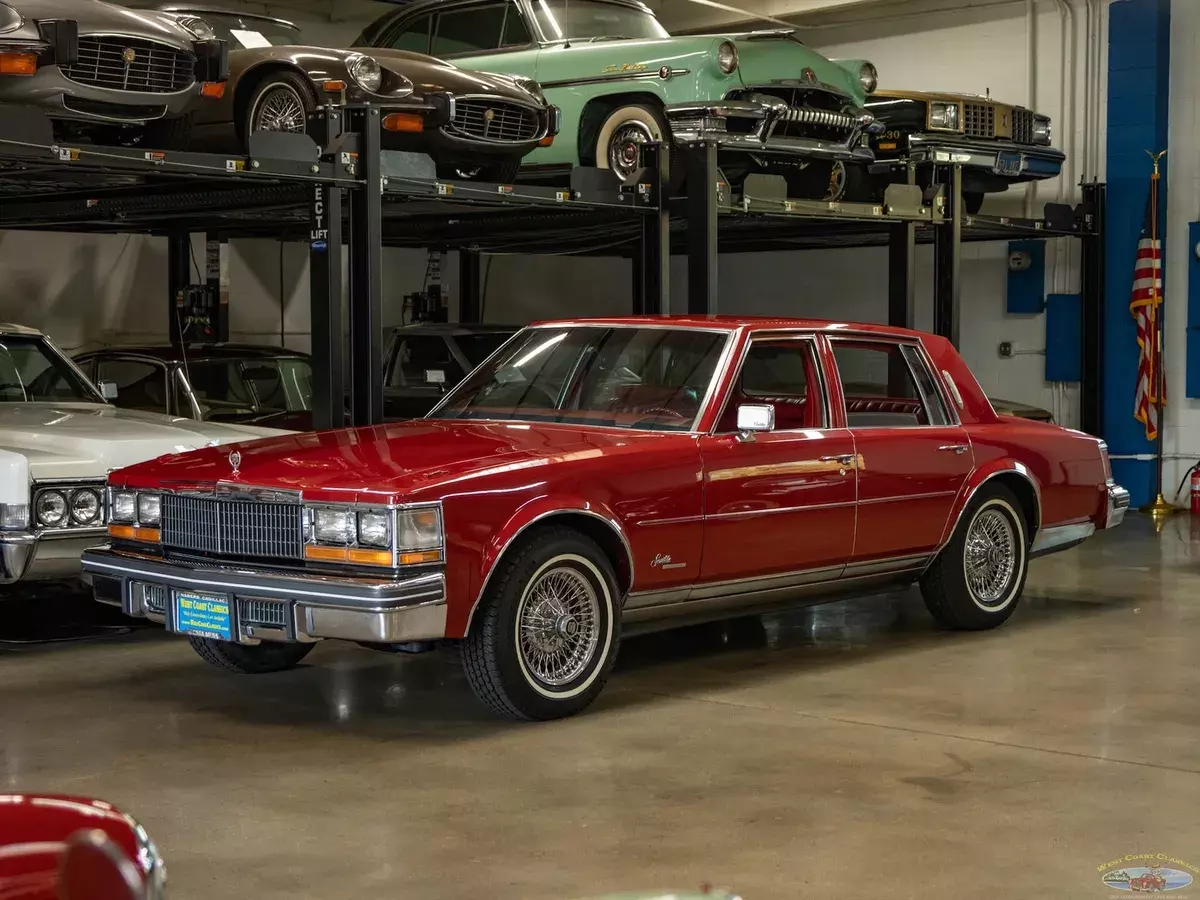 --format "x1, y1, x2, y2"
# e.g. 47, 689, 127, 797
595, 103, 669, 184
